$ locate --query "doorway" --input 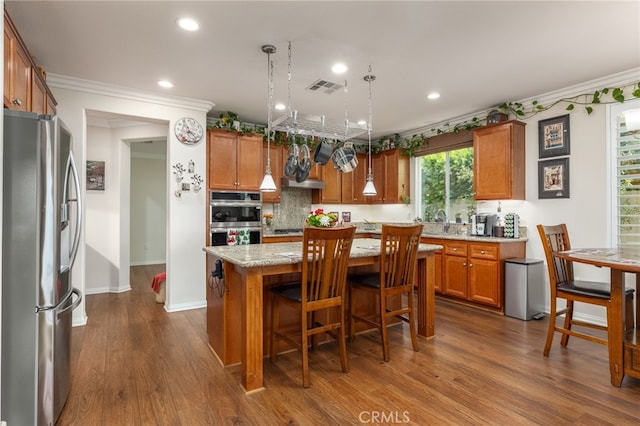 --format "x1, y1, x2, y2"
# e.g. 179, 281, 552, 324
84, 111, 168, 296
